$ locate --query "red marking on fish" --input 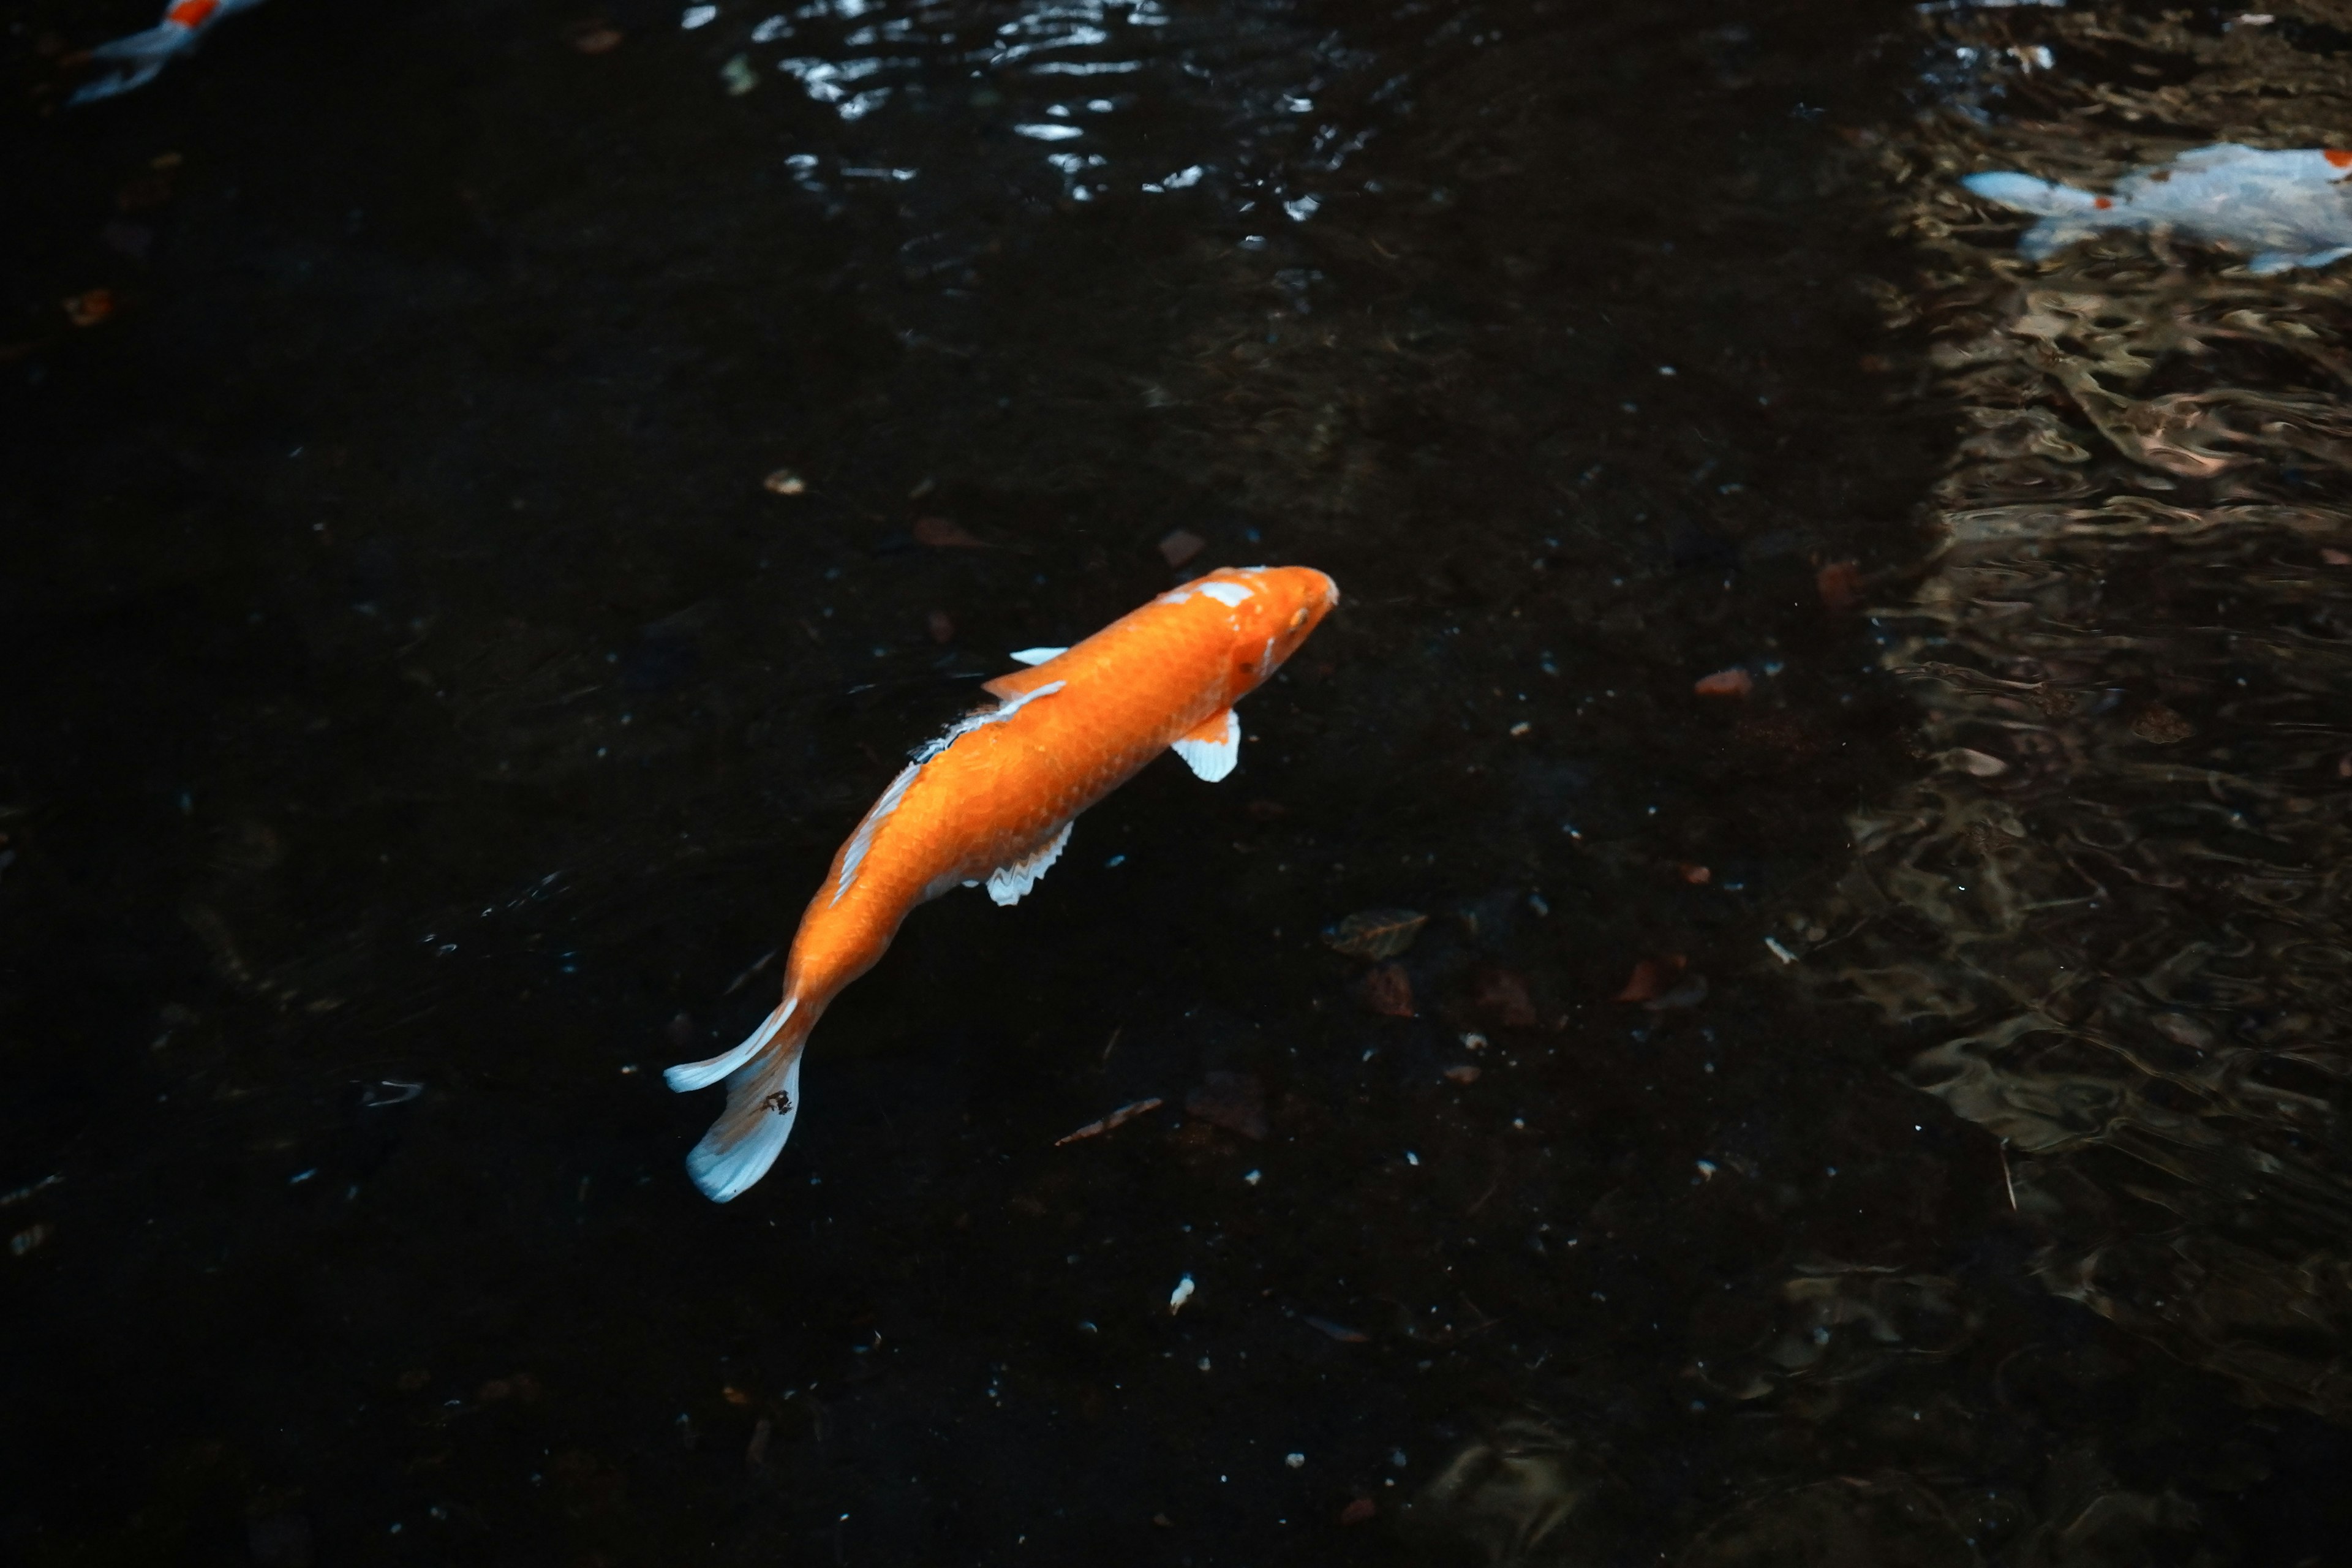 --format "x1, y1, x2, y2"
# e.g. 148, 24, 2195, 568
2328, 149, 2352, 168
165, 0, 221, 28
2093, 196, 2114, 209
